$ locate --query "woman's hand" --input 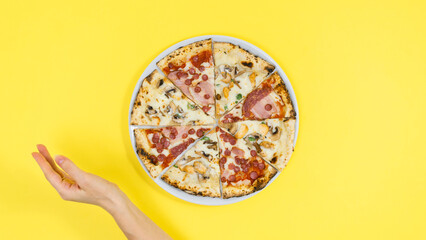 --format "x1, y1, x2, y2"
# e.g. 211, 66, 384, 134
32, 144, 172, 240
